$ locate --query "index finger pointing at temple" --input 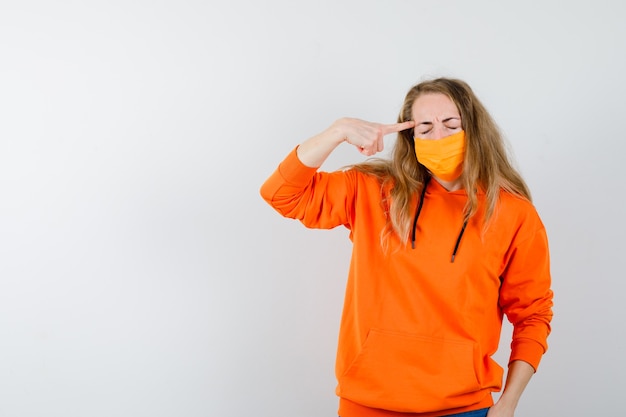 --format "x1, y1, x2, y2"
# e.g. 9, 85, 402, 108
381, 120, 416, 135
